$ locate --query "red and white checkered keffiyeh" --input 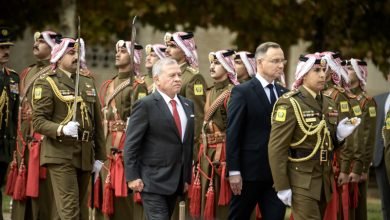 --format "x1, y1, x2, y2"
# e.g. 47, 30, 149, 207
35, 31, 59, 48
292, 53, 327, 89
145, 44, 167, 60
165, 32, 198, 69
116, 40, 143, 75
320, 51, 348, 86
50, 37, 87, 70
347, 58, 368, 91
210, 50, 239, 85
235, 51, 256, 77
